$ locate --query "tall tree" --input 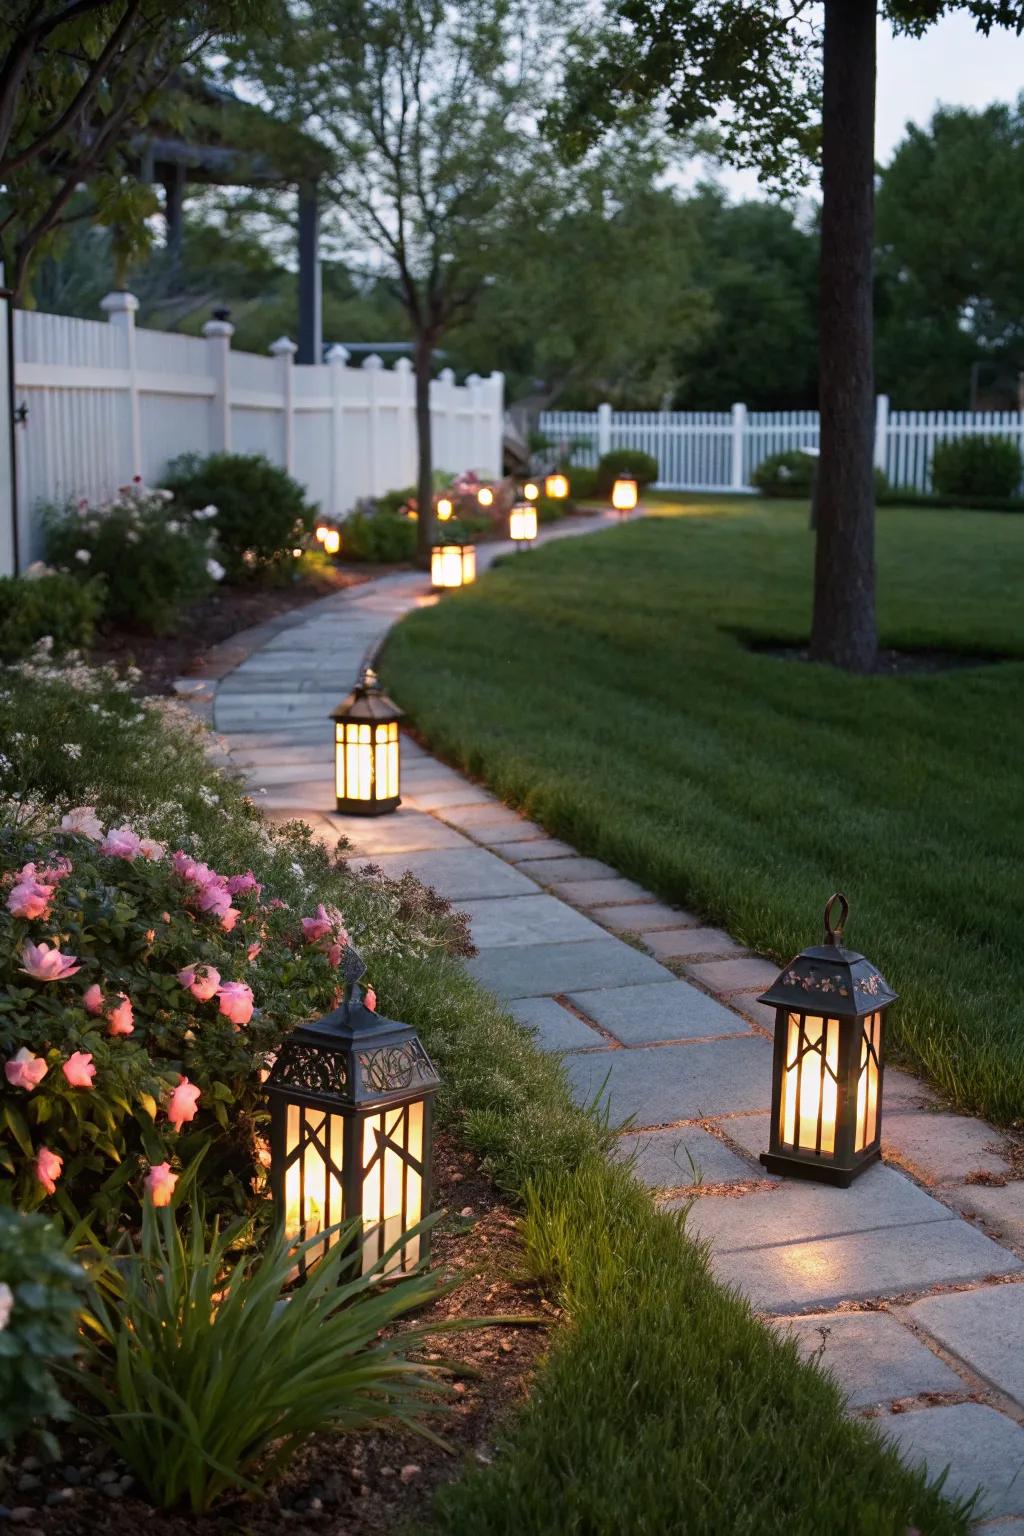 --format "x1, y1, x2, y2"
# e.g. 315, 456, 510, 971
556, 0, 1024, 671
0, 1, 262, 297
230, 0, 560, 565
